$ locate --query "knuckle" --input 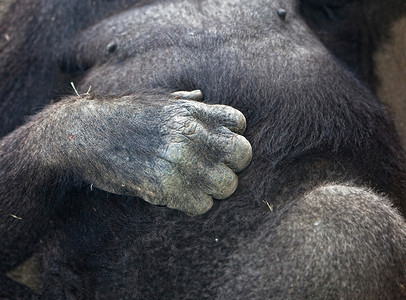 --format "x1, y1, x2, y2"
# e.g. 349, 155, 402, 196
182, 120, 198, 136
167, 100, 199, 116
225, 108, 246, 134
236, 135, 252, 159
159, 142, 190, 164
213, 105, 247, 134
167, 192, 213, 216
226, 135, 253, 172
171, 90, 203, 101
233, 110, 247, 134
211, 167, 238, 199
